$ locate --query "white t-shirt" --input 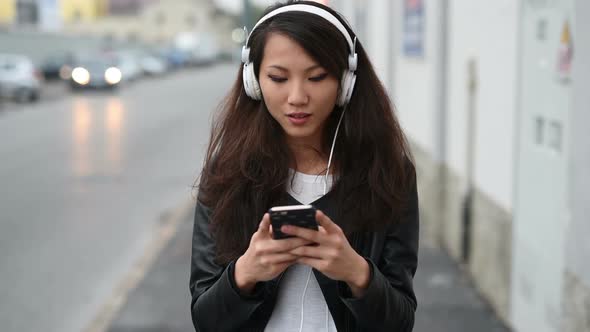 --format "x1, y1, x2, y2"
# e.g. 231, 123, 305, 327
264, 170, 337, 332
